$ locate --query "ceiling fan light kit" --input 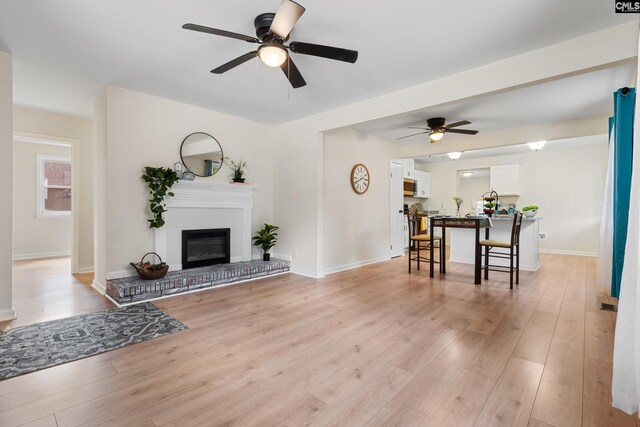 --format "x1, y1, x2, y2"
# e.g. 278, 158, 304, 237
429, 131, 444, 142
258, 42, 288, 67
182, 0, 358, 89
